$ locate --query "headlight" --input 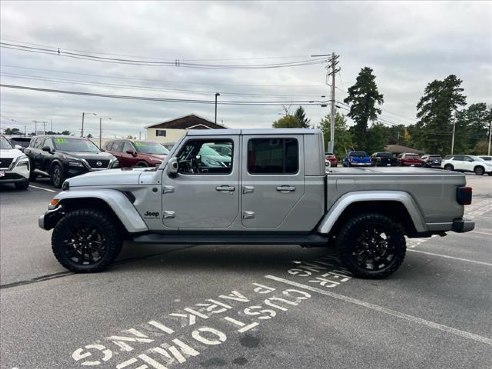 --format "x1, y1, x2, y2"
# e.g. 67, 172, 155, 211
14, 155, 30, 167
68, 161, 84, 167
